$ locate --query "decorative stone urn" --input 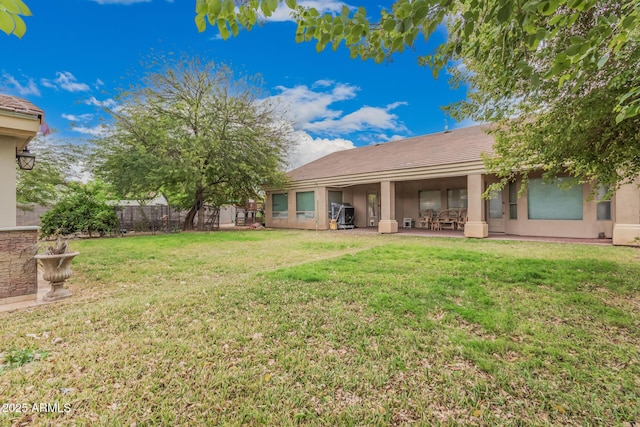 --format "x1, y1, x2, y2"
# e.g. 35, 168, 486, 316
34, 251, 80, 302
